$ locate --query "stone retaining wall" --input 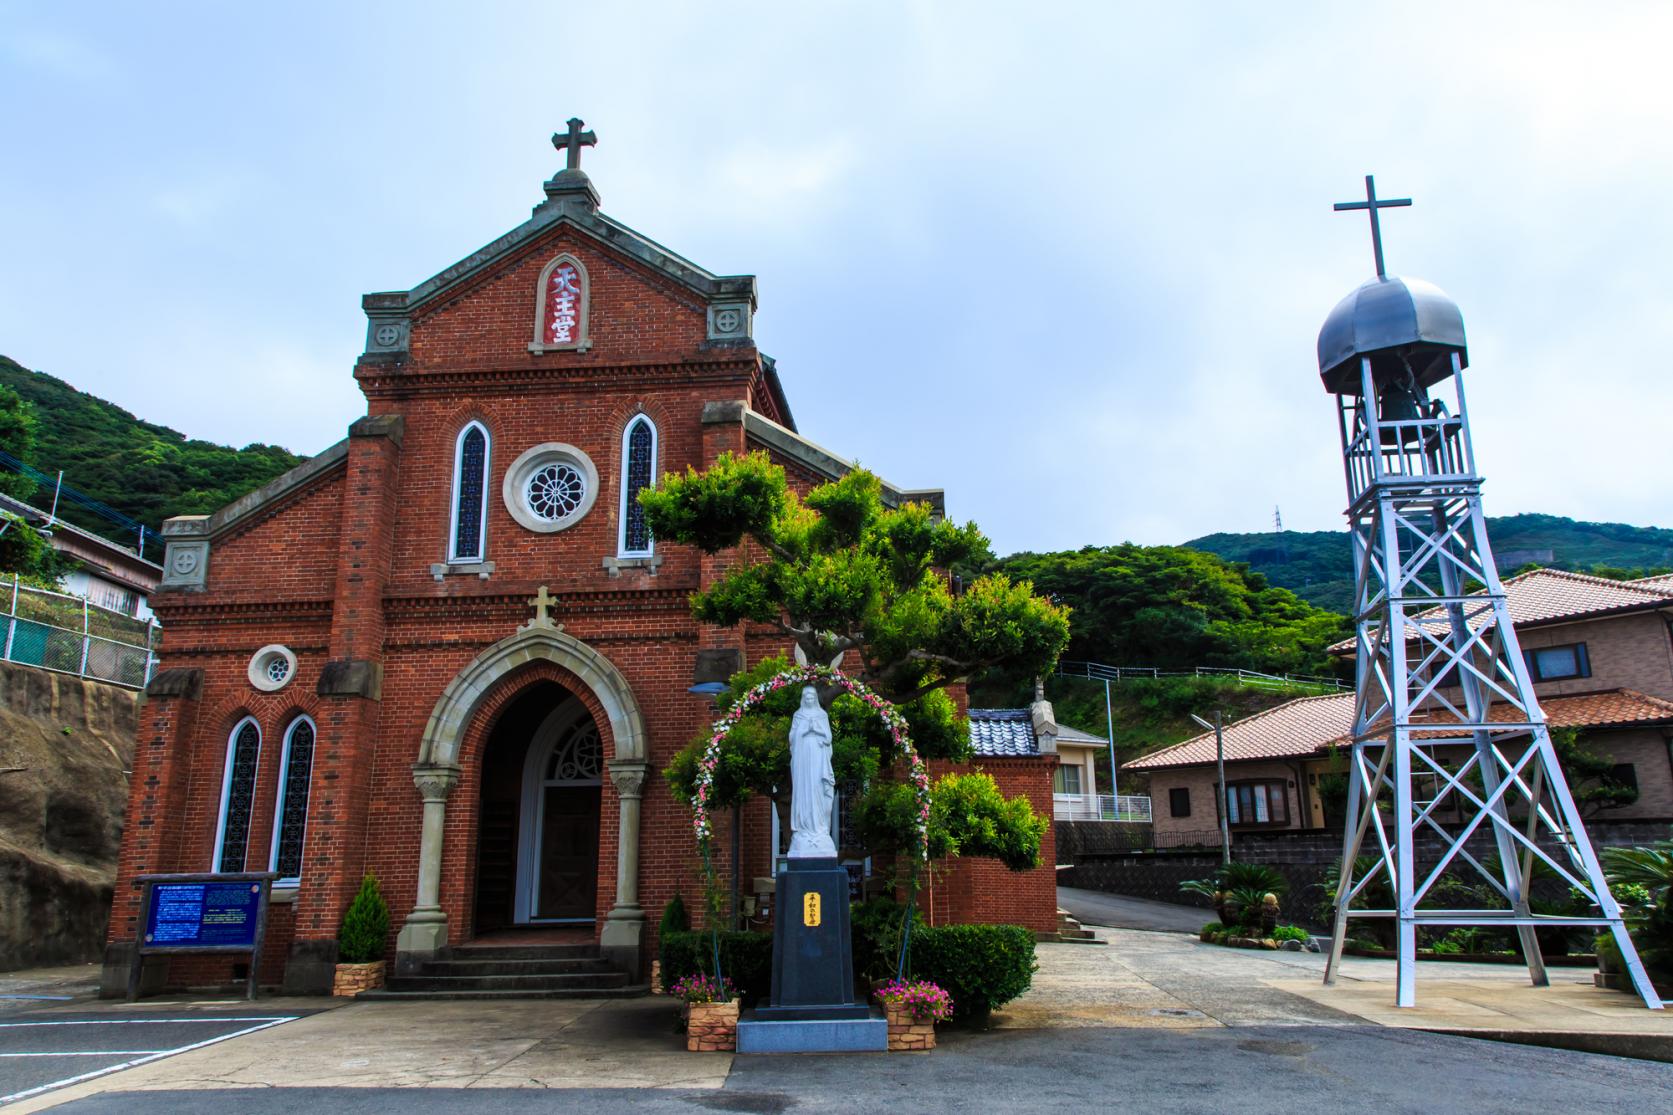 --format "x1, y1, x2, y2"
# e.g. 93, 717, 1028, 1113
1059, 819, 1673, 929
